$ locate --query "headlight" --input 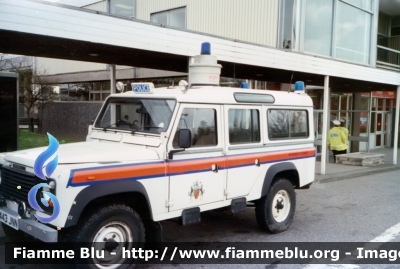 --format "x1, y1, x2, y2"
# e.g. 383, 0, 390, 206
38, 179, 57, 214
46, 178, 56, 195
